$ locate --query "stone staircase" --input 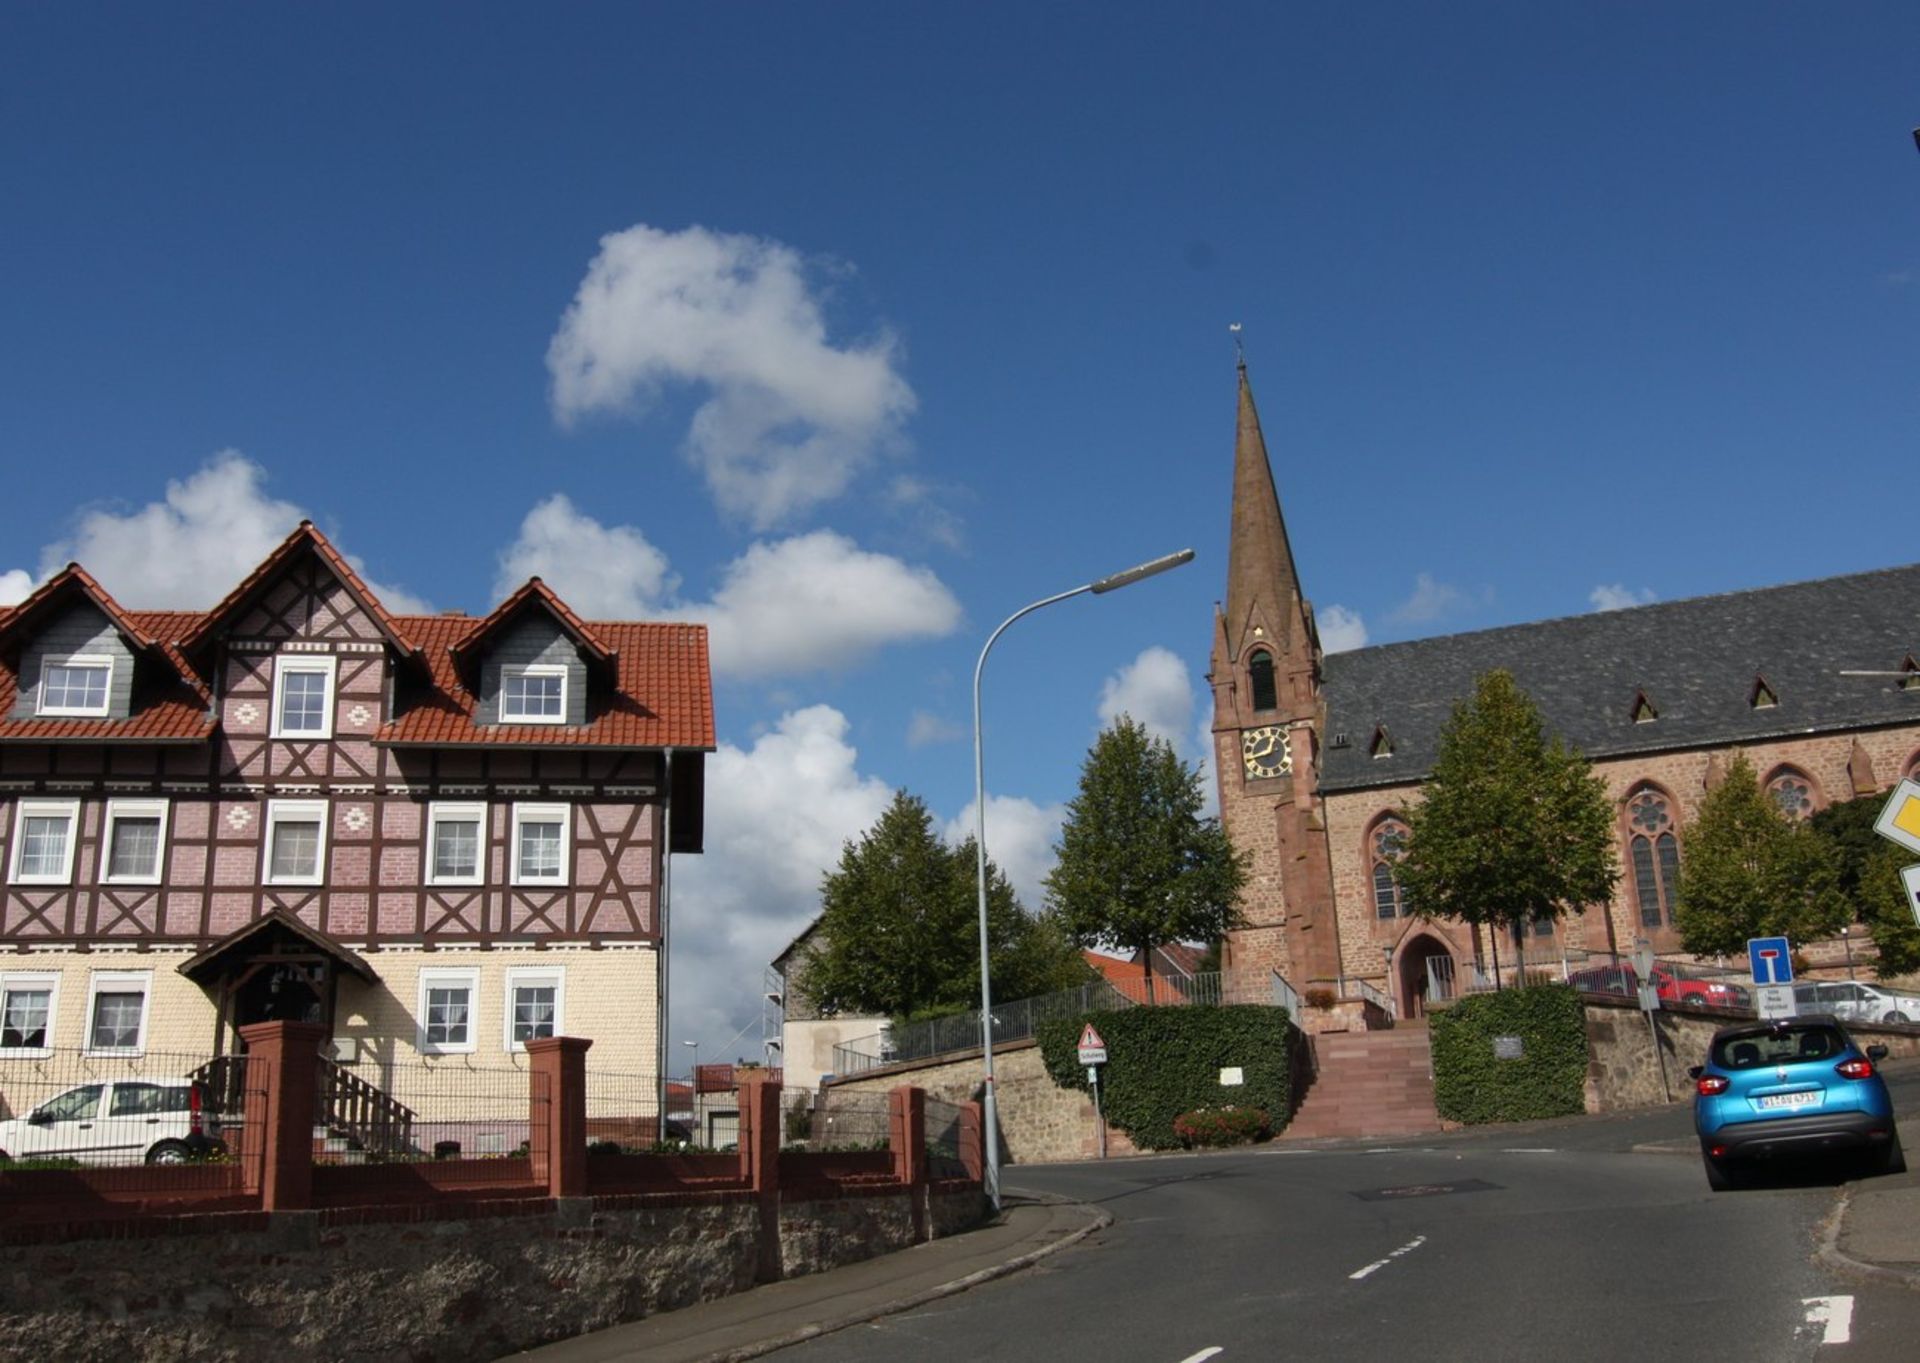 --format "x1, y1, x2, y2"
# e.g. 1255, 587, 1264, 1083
1281, 1024, 1442, 1141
